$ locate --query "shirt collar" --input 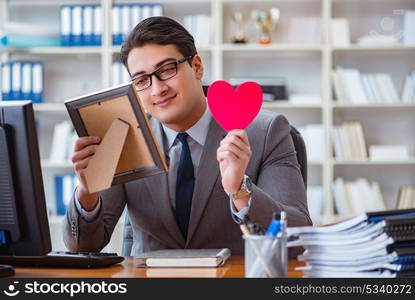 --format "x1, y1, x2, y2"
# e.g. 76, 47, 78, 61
162, 104, 212, 150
